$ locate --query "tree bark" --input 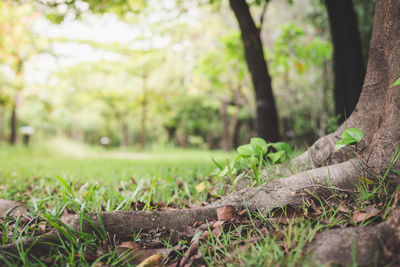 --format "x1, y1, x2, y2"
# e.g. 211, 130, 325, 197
140, 73, 148, 149
0, 107, 4, 142
9, 103, 17, 145
219, 98, 230, 150
120, 122, 128, 147
325, 0, 366, 123
290, 0, 399, 171
229, 0, 280, 142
